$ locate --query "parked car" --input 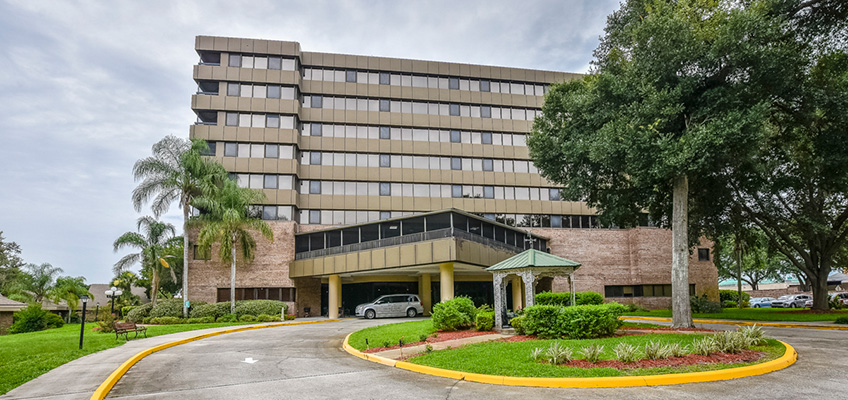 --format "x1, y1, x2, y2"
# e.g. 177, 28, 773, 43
355, 294, 424, 319
750, 297, 776, 308
771, 294, 812, 308
804, 292, 848, 308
